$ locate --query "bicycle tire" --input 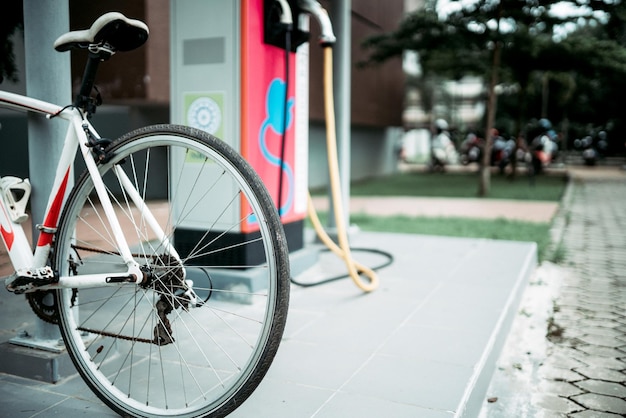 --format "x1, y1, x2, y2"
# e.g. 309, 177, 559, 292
53, 124, 290, 417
